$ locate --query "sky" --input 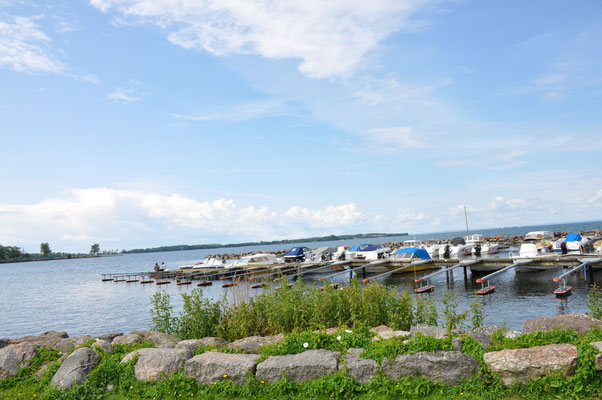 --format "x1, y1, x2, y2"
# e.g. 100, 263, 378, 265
1, 0, 602, 253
